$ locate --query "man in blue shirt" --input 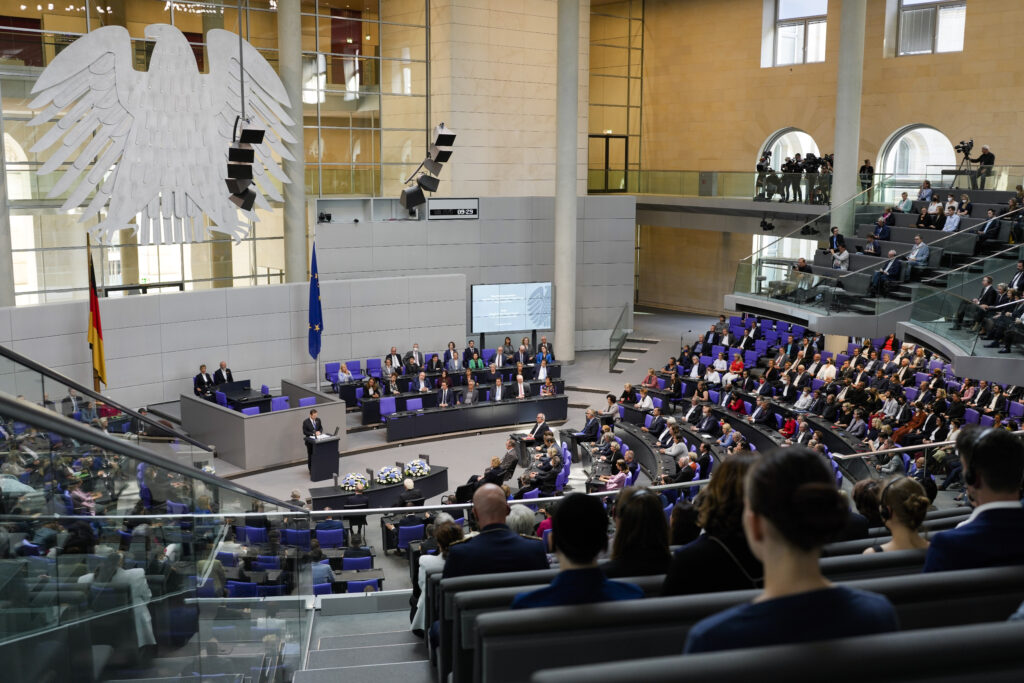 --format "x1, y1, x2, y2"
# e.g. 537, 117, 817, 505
511, 493, 642, 609
924, 426, 1024, 572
